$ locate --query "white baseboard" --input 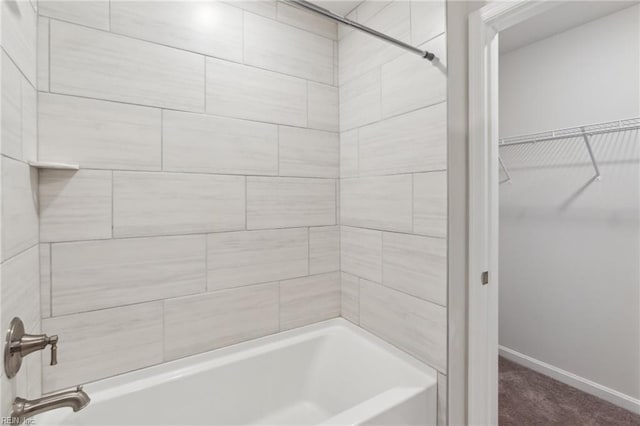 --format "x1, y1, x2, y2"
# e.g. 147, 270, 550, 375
499, 345, 640, 415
